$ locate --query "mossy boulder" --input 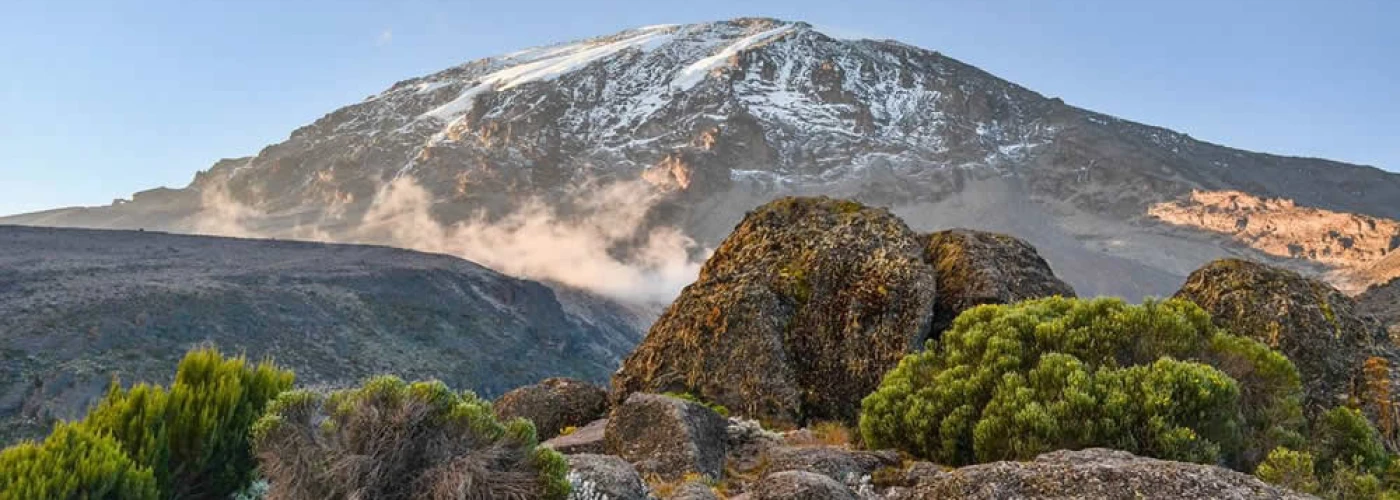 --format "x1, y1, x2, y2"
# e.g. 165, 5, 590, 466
494, 377, 608, 440
610, 197, 937, 427
1173, 259, 1390, 416
604, 393, 729, 481
923, 229, 1076, 339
